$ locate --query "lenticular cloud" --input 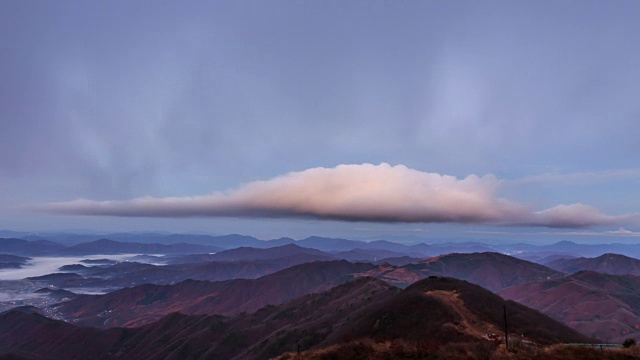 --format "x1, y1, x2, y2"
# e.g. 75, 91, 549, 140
35, 163, 637, 228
